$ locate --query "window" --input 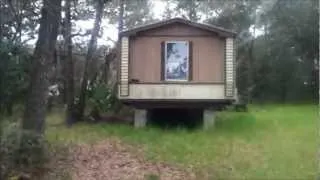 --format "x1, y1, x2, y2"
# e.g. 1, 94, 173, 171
164, 41, 189, 81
